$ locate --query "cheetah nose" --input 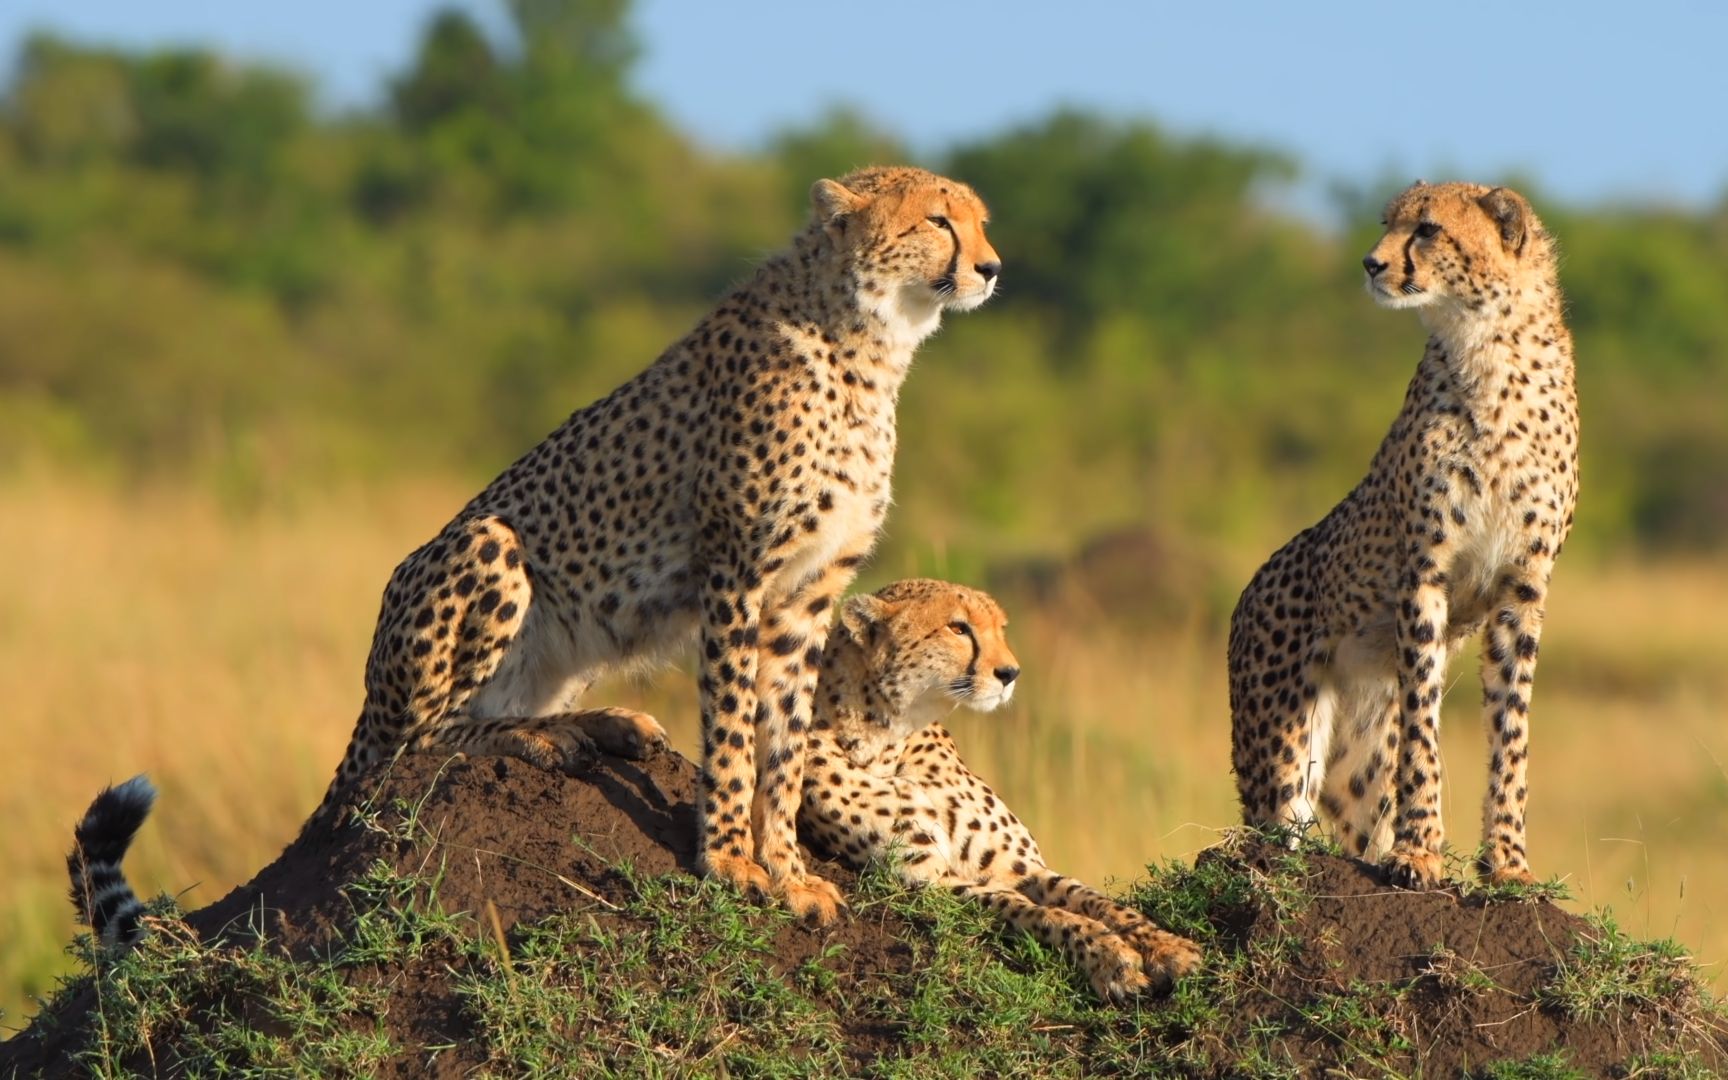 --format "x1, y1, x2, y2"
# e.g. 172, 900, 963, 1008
1362, 255, 1388, 277
994, 665, 1019, 686
975, 260, 1001, 282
